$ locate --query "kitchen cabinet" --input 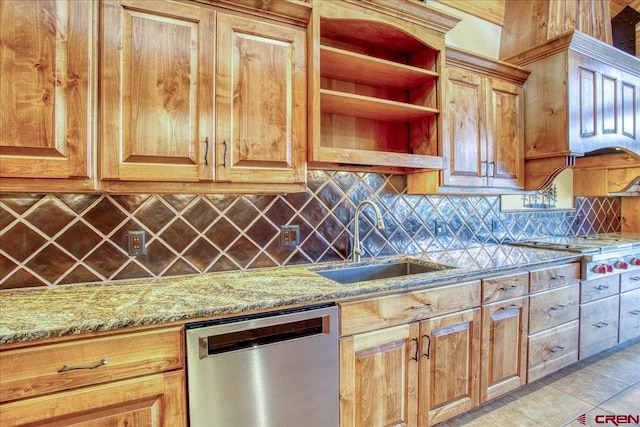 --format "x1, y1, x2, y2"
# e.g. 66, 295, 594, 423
579, 273, 620, 359
419, 308, 481, 426
339, 323, 419, 427
480, 273, 529, 403
619, 269, 640, 343
527, 262, 581, 381
409, 48, 529, 194
504, 31, 640, 190
572, 152, 640, 196
307, 0, 459, 176
0, 327, 186, 426
0, 0, 96, 192
100, 0, 307, 193
338, 280, 480, 427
